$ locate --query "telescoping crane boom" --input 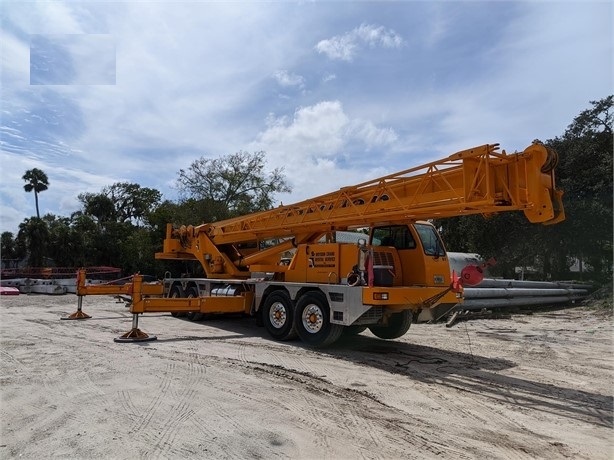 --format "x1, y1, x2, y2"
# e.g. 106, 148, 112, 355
73, 142, 564, 347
